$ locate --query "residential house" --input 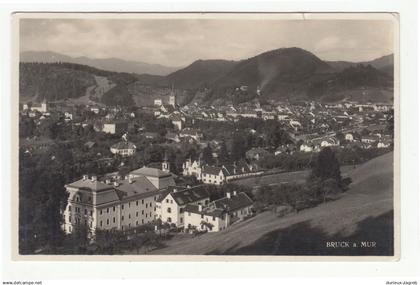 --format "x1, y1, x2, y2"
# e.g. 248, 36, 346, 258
110, 141, 137, 157
156, 186, 211, 226
102, 121, 128, 135
183, 191, 253, 232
